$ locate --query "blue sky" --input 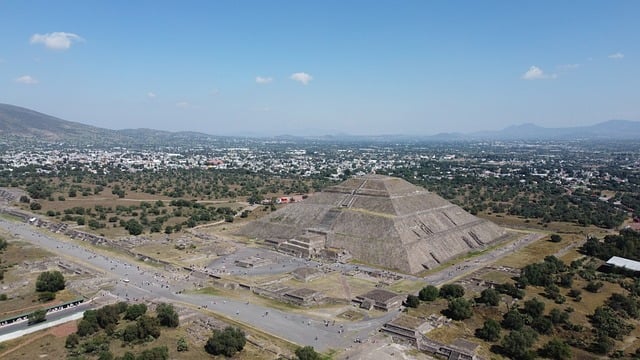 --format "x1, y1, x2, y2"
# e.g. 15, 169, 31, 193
1, 1, 638, 136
